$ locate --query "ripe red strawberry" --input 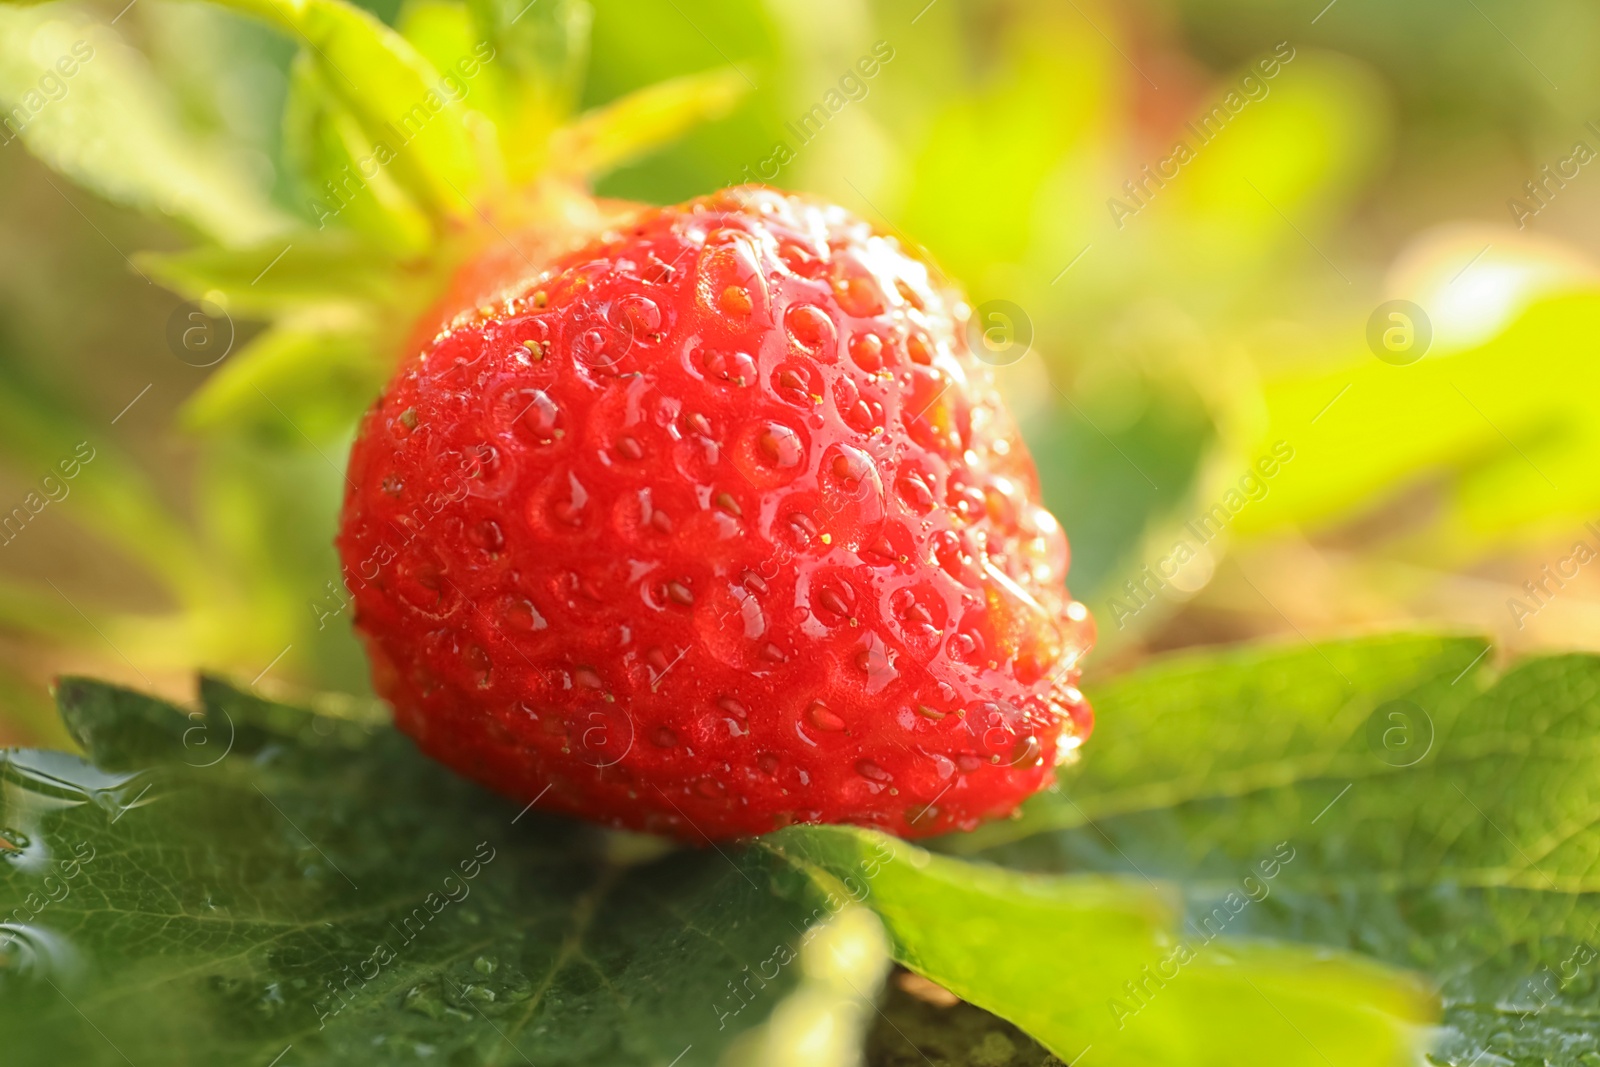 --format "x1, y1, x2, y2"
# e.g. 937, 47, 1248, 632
338, 185, 1093, 840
